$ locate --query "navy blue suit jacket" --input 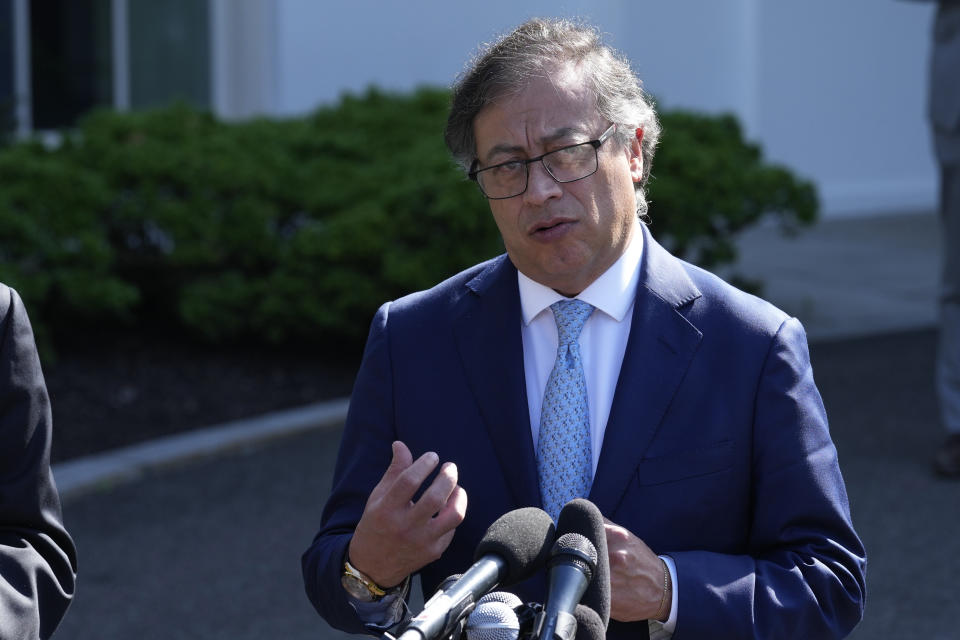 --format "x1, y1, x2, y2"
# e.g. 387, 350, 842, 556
303, 224, 866, 639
